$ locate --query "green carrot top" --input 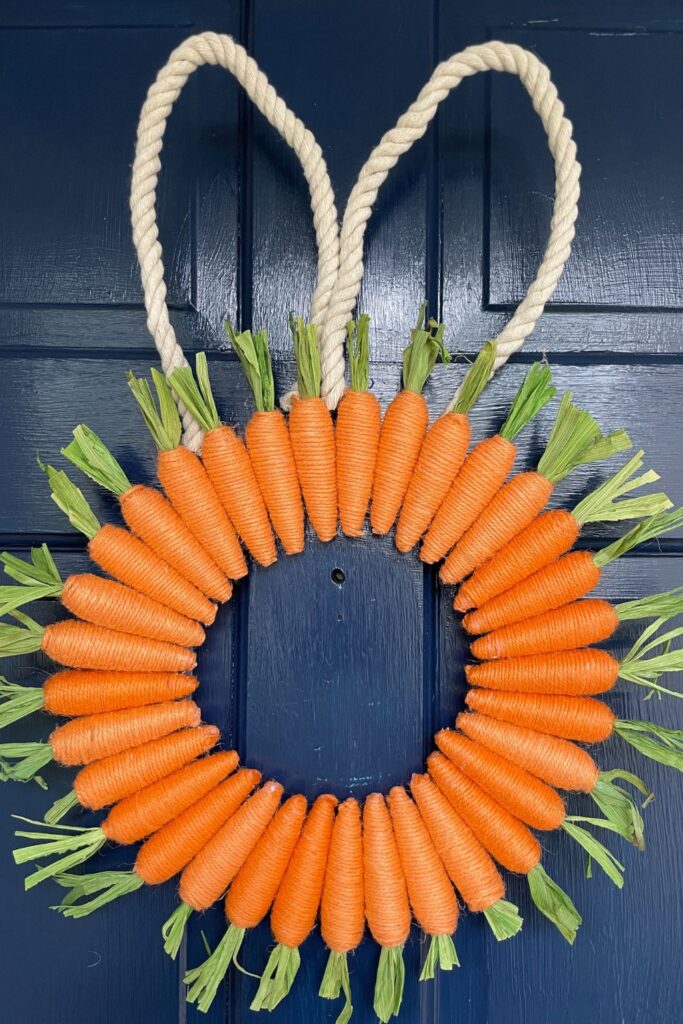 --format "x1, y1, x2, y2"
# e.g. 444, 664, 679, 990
498, 362, 557, 442
62, 425, 131, 498
169, 354, 221, 433
126, 369, 182, 452
346, 314, 371, 393
402, 304, 451, 395
289, 314, 321, 400
536, 392, 631, 484
226, 322, 275, 413
450, 341, 497, 416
